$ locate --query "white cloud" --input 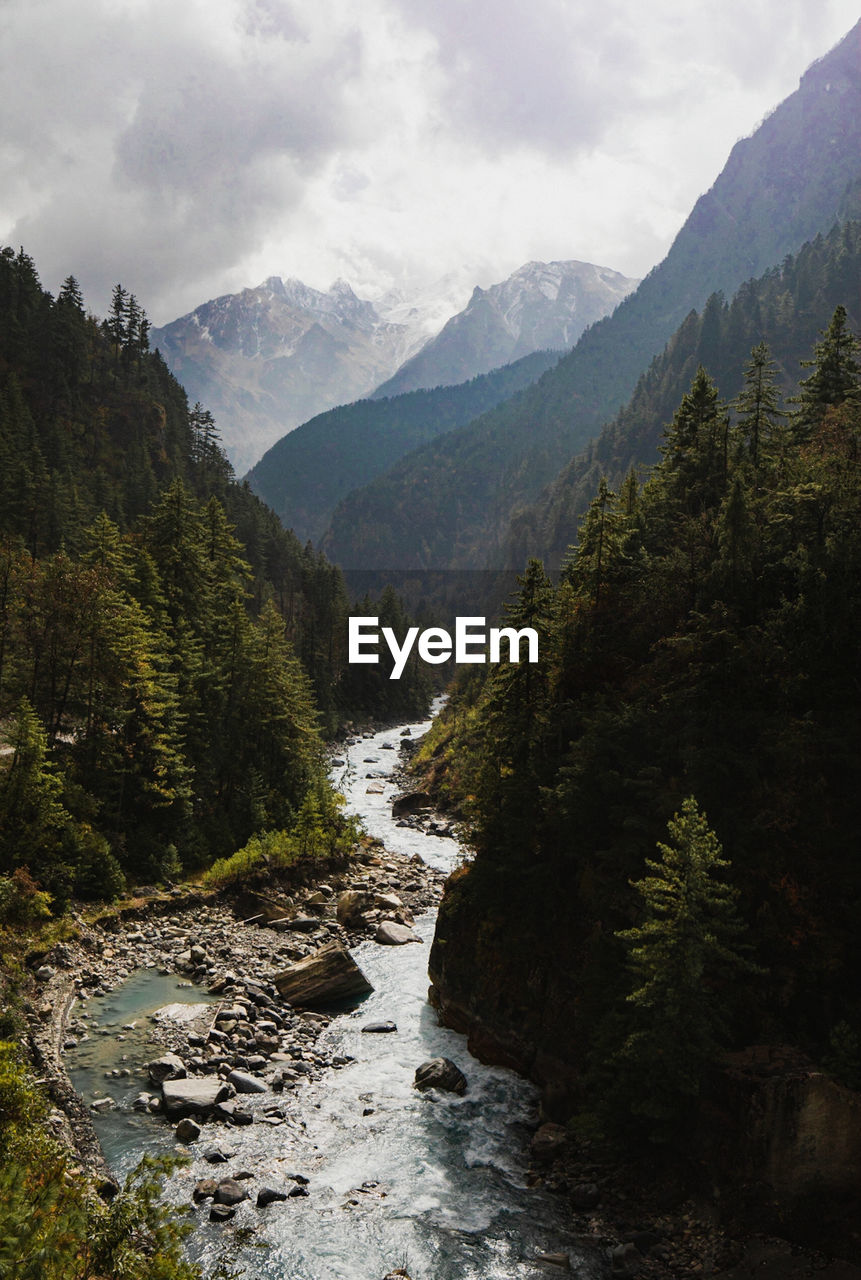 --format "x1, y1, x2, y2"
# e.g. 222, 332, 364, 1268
1, 0, 858, 322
